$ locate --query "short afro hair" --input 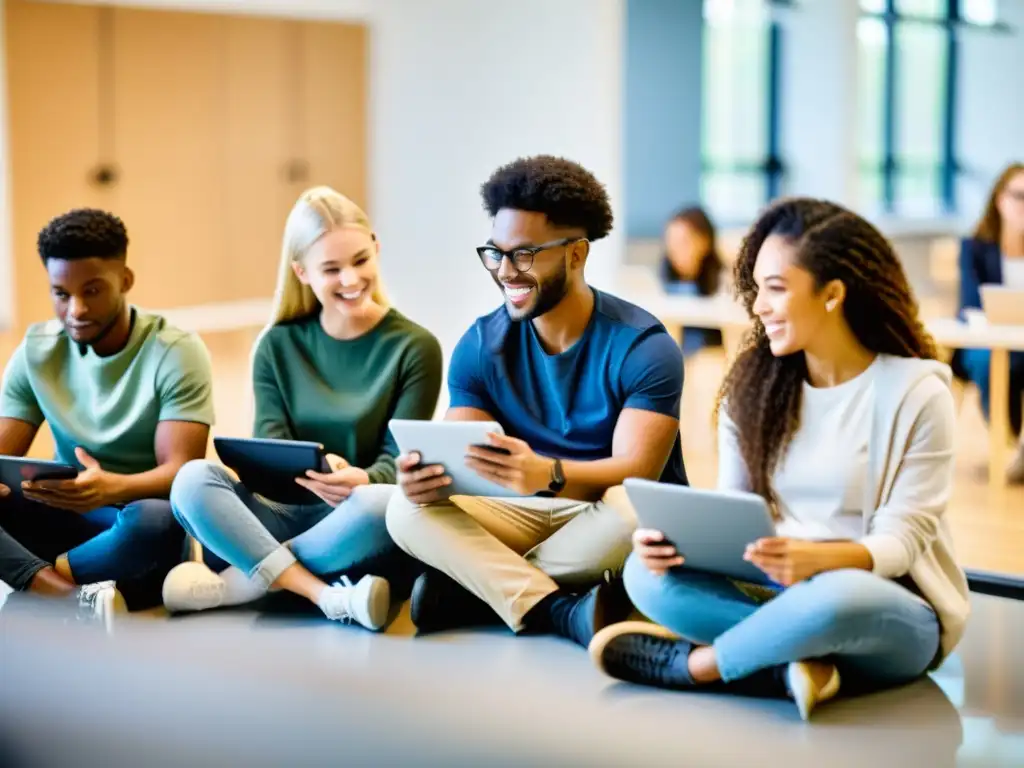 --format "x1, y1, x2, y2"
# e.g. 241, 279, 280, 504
37, 208, 129, 263
480, 155, 613, 241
